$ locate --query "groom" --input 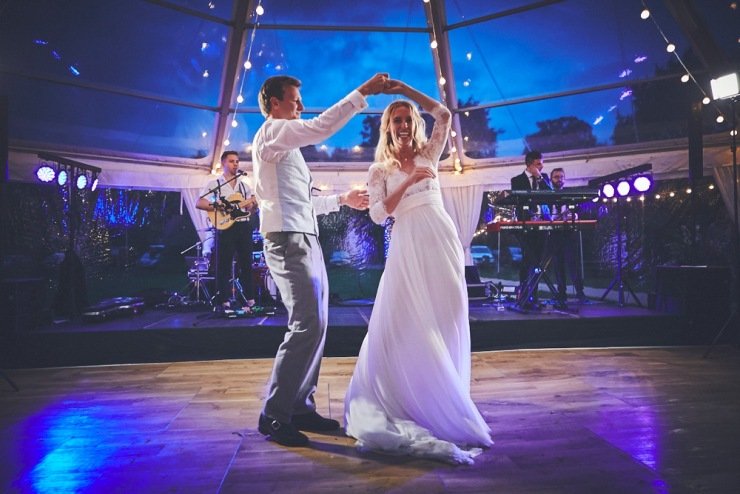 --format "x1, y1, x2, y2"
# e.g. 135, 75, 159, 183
252, 73, 387, 446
